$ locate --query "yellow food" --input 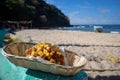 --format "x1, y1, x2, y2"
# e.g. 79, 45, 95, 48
25, 42, 65, 65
